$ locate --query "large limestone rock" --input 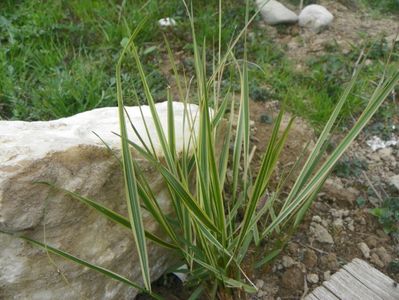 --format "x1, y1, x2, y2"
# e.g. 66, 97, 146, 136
0, 102, 199, 299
